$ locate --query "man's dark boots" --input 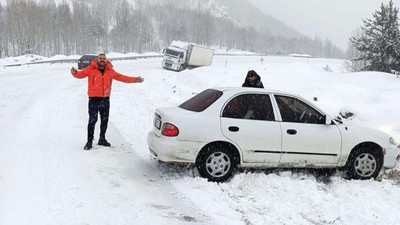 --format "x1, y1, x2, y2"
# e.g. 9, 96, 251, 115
84, 140, 93, 150
98, 138, 111, 147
